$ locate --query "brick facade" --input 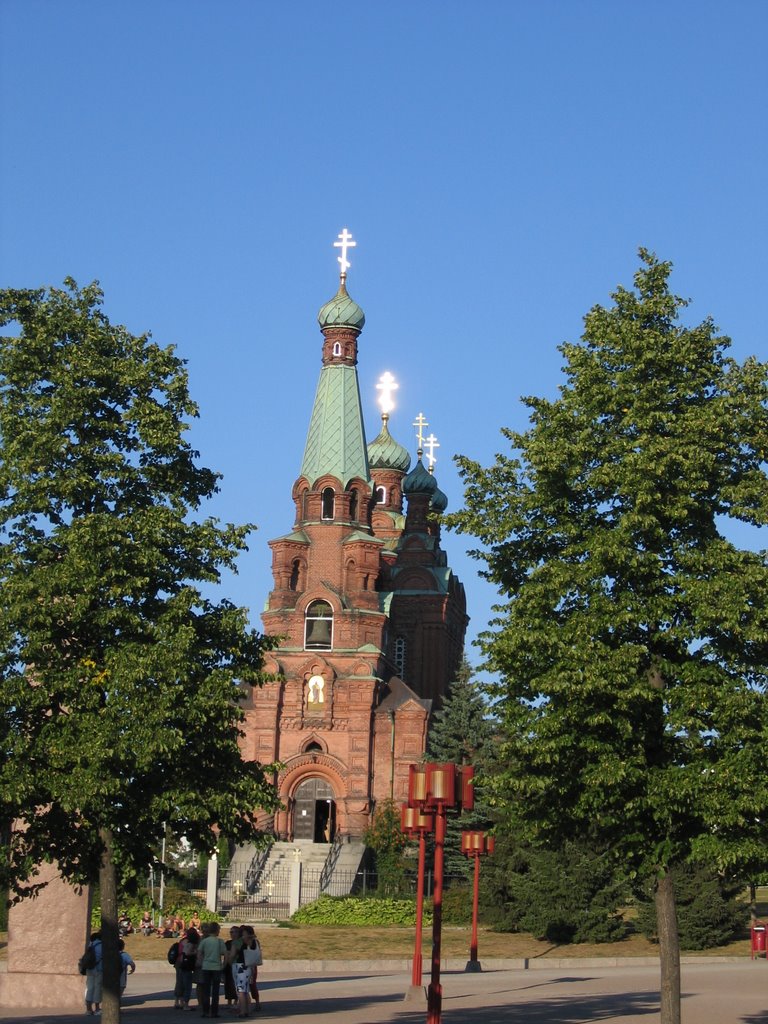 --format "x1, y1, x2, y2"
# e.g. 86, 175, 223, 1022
242, 271, 467, 841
